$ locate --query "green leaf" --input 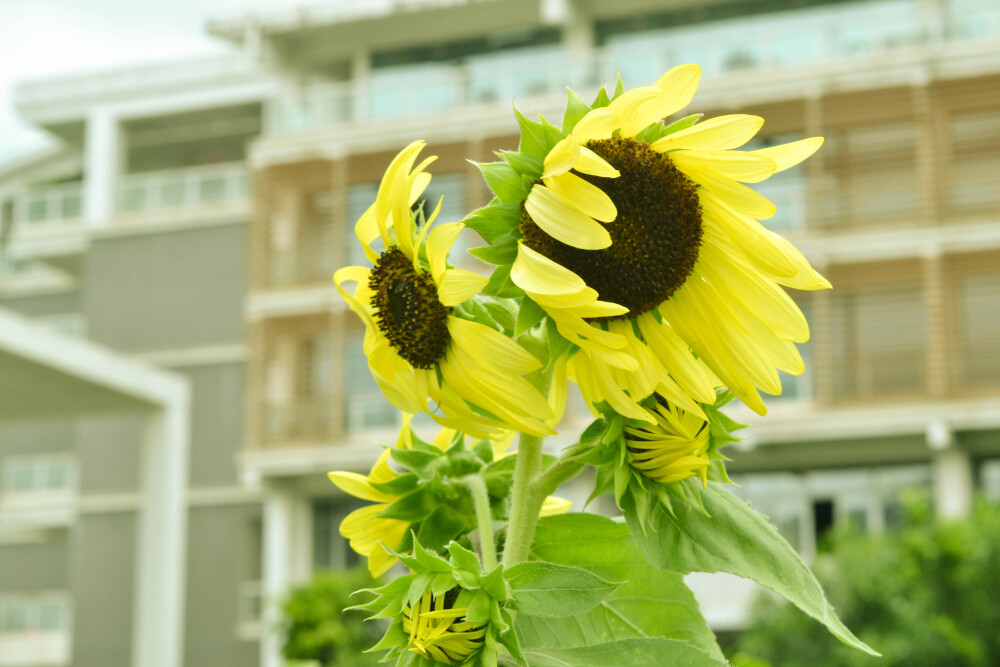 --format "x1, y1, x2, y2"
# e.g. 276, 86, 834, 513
561, 87, 592, 134
507, 561, 620, 617
623, 485, 879, 657
523, 638, 720, 667
415, 505, 467, 551
478, 161, 529, 204
501, 150, 544, 179
515, 298, 547, 337
469, 233, 518, 265
519, 514, 725, 662
389, 448, 439, 473
380, 486, 438, 522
